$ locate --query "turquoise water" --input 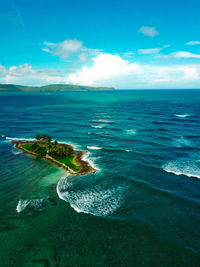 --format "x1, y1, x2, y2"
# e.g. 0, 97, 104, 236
0, 90, 200, 266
